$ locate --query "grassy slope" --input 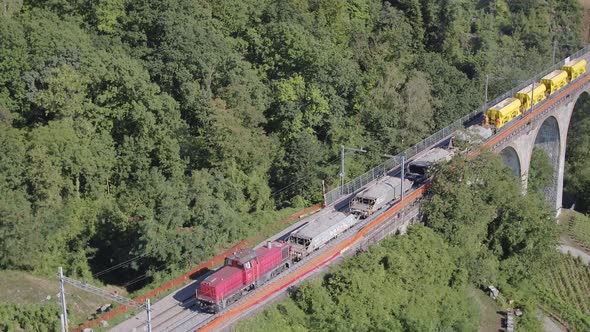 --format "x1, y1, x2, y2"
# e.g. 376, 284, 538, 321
0, 270, 127, 327
559, 209, 590, 249
469, 287, 503, 332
